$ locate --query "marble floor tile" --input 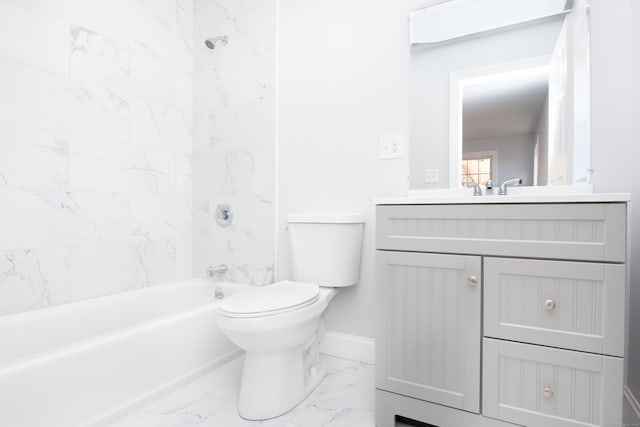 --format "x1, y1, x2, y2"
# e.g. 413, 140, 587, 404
108, 354, 376, 427
107, 354, 640, 427
624, 398, 640, 427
